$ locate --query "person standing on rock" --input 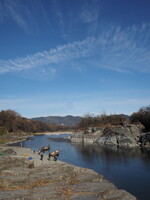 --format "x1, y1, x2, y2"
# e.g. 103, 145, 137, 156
40, 152, 44, 161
